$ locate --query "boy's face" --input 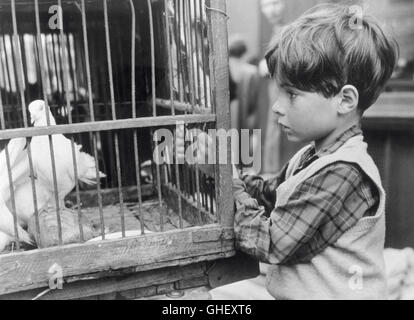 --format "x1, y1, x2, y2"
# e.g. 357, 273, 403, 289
272, 85, 339, 144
